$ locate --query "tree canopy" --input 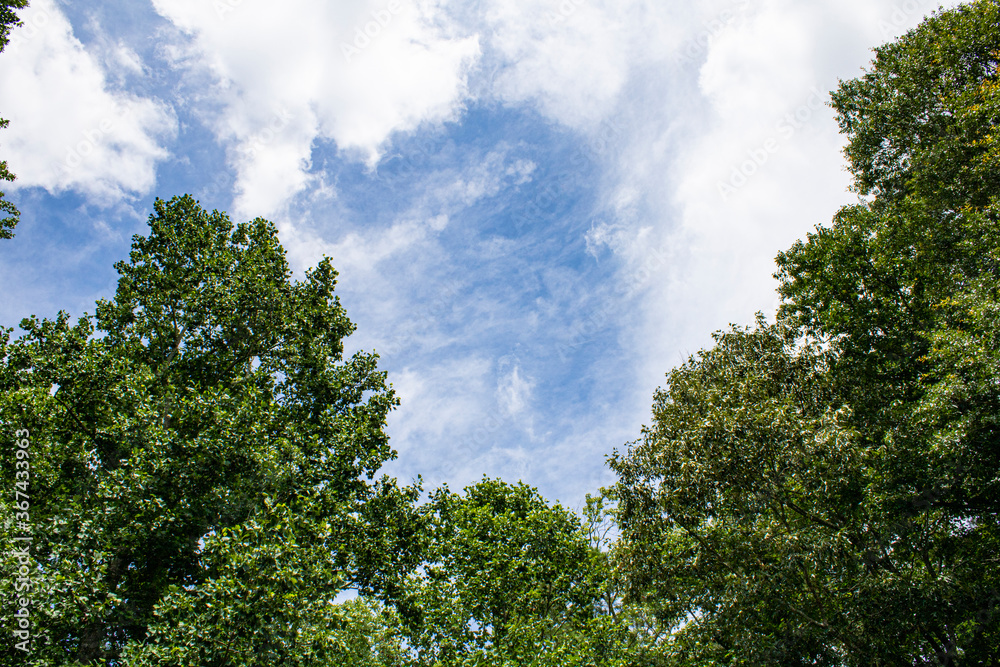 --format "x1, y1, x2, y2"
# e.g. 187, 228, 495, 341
397, 478, 627, 666
611, 2, 1000, 664
0, 195, 419, 664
